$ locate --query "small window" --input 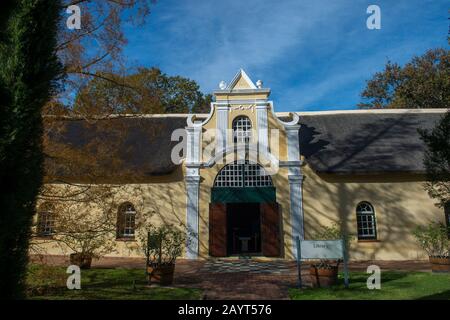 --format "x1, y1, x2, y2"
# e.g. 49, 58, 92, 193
356, 202, 377, 240
232, 116, 252, 144
37, 204, 56, 237
117, 203, 136, 239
